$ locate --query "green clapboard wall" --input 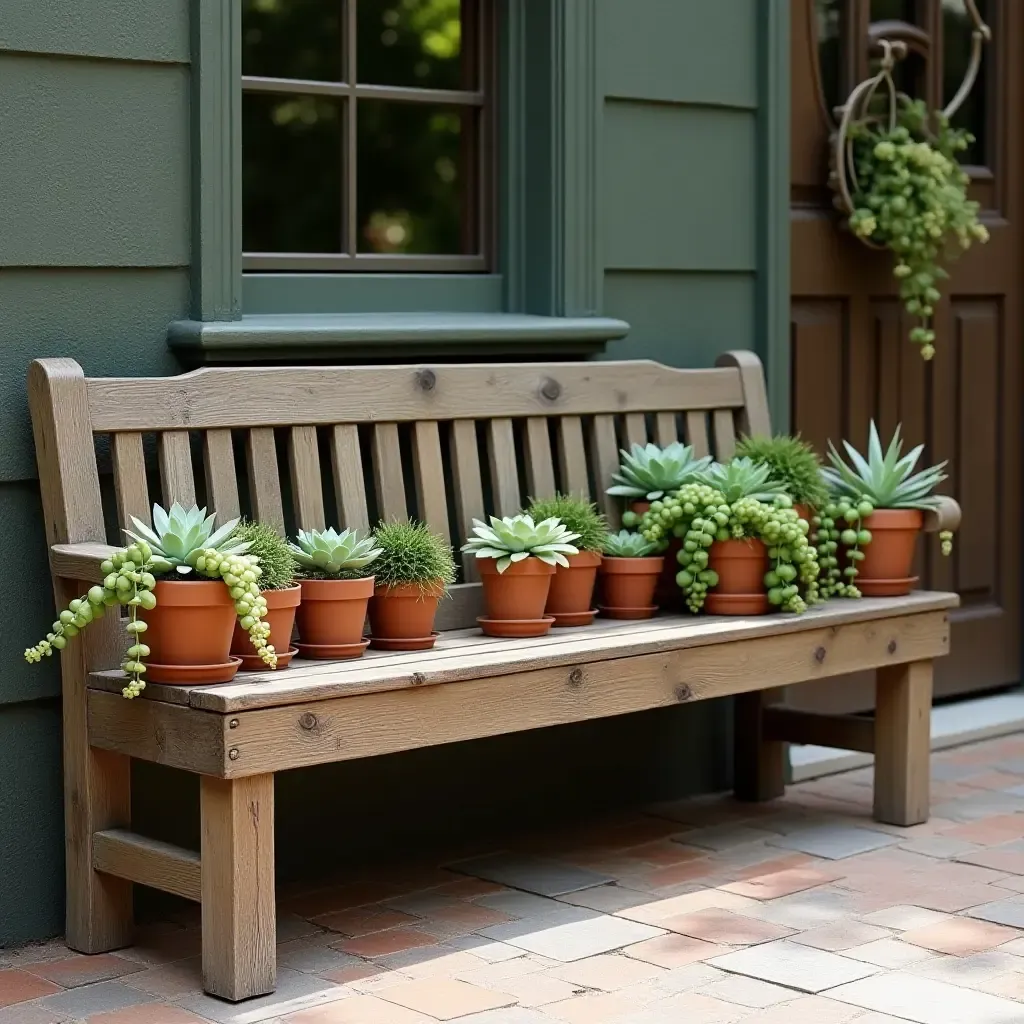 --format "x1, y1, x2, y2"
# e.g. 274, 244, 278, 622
0, 0, 786, 945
